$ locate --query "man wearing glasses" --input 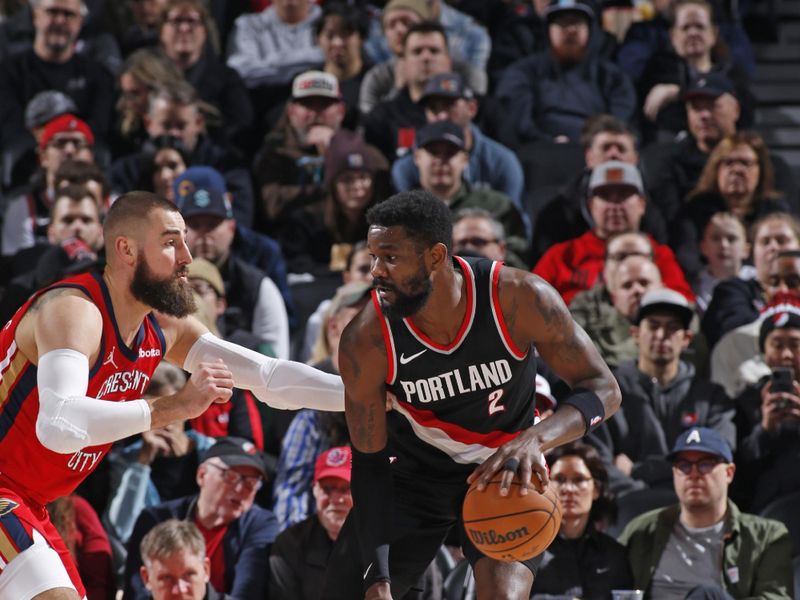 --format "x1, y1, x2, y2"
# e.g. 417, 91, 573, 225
2, 113, 95, 258
124, 436, 279, 599
619, 427, 792, 599
0, 0, 115, 150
